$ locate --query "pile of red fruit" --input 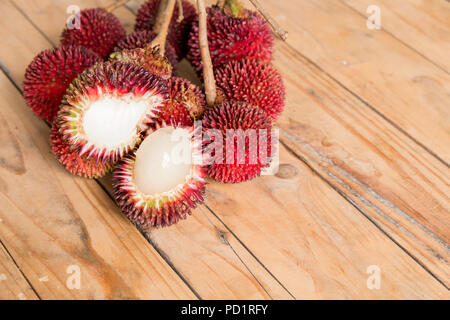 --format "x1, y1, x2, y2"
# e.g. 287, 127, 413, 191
22, 0, 286, 228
